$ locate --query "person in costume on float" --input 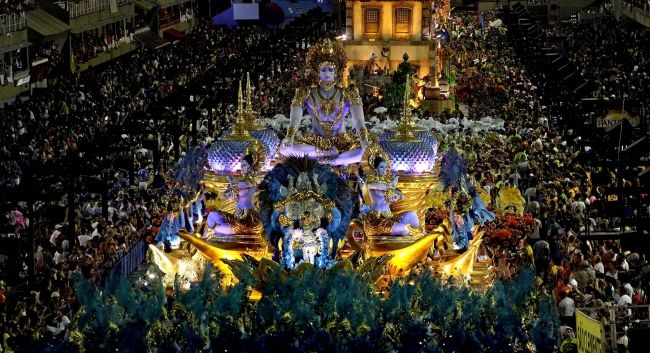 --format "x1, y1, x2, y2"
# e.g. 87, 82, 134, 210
203, 151, 263, 238
280, 38, 369, 165
155, 203, 182, 252
448, 186, 495, 249
363, 155, 419, 237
